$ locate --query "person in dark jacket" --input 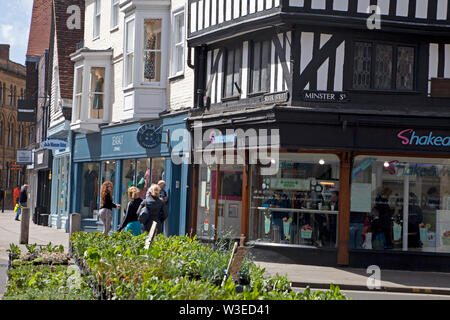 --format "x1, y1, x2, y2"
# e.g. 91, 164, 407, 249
118, 186, 143, 233
15, 184, 28, 221
99, 181, 121, 234
138, 184, 168, 234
